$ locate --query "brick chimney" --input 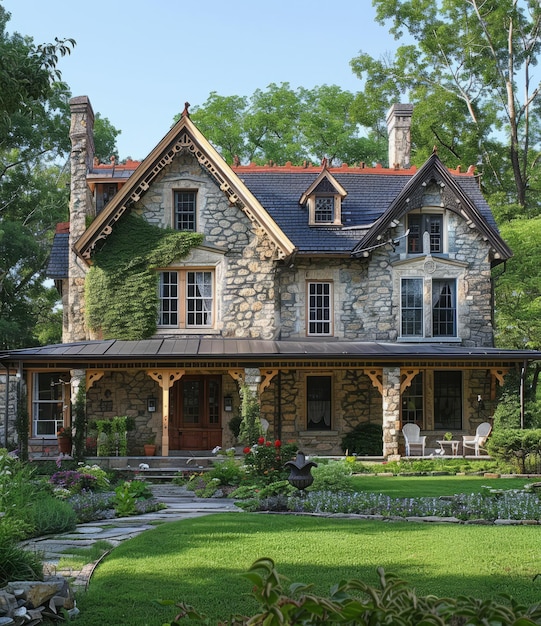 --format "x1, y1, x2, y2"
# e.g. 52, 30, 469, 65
386, 103, 413, 169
